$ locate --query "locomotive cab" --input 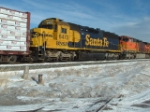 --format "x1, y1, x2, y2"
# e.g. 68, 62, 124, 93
29, 18, 76, 62
120, 36, 137, 52
119, 36, 138, 59
30, 19, 56, 48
